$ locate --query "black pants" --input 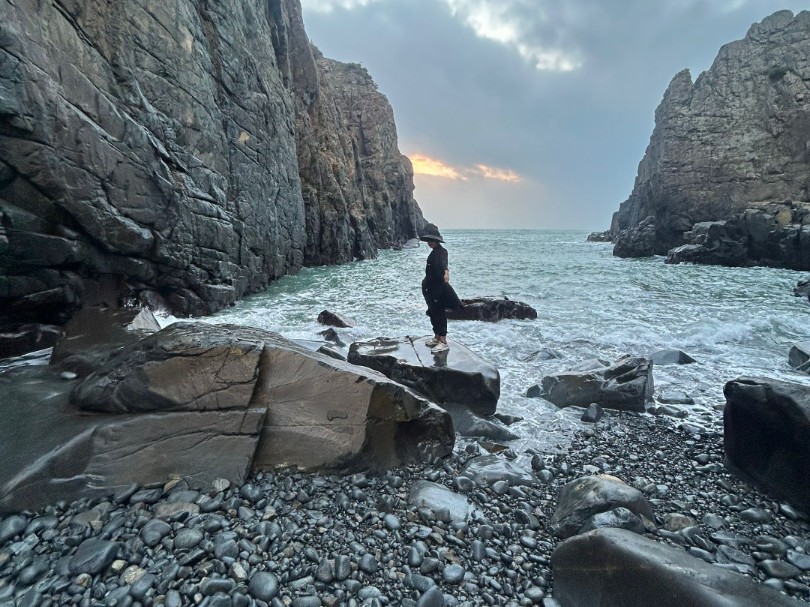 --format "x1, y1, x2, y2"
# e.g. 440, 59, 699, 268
422, 281, 448, 337
427, 304, 447, 337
